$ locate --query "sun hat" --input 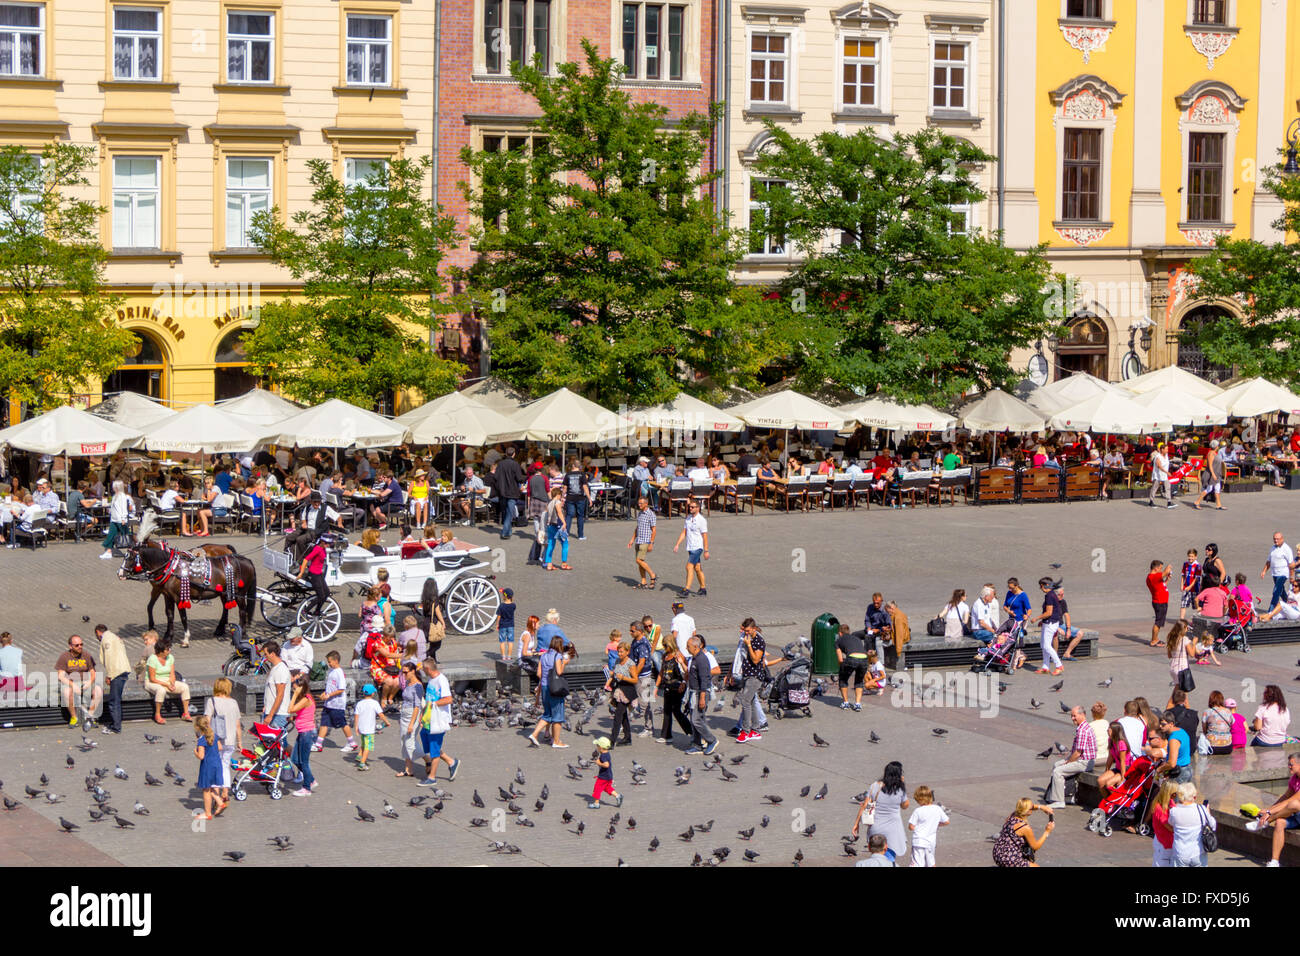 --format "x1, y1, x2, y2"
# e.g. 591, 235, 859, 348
1225, 698, 1237, 708
594, 737, 612, 749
